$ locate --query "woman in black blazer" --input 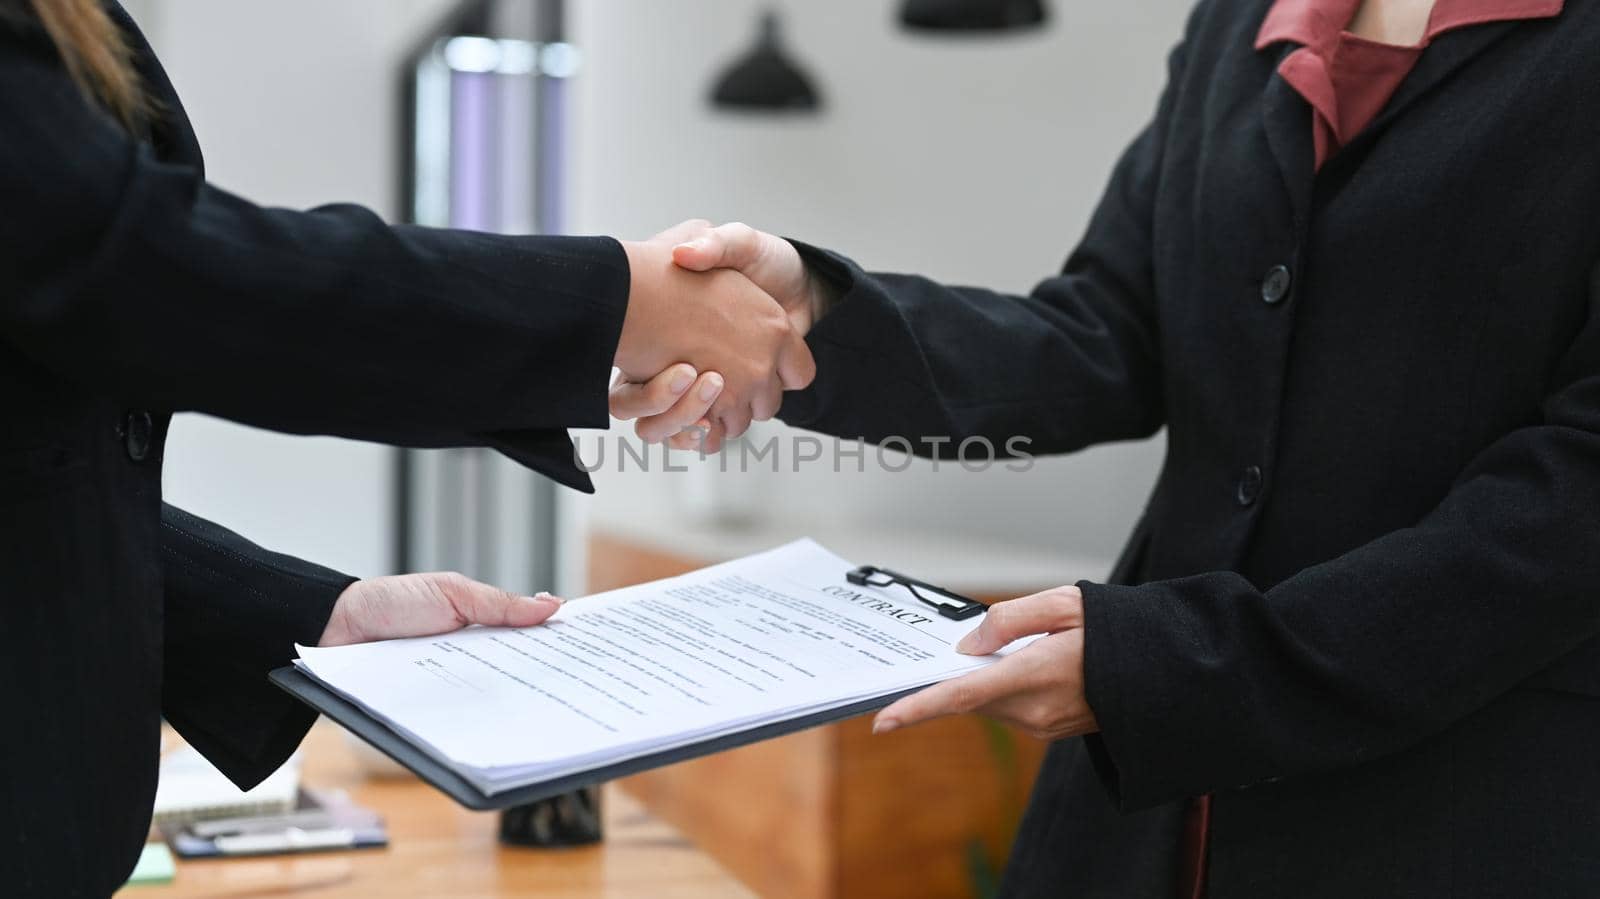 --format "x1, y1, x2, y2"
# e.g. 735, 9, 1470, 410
623, 0, 1600, 895
0, 2, 810, 895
